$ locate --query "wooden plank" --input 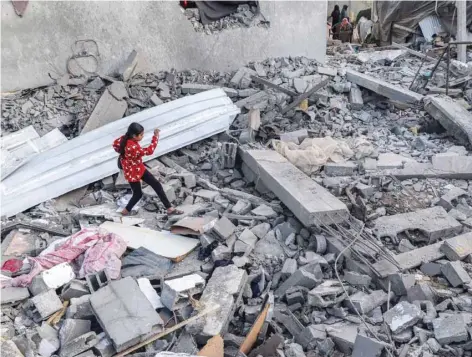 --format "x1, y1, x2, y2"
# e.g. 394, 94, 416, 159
240, 303, 270, 355
281, 78, 329, 114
